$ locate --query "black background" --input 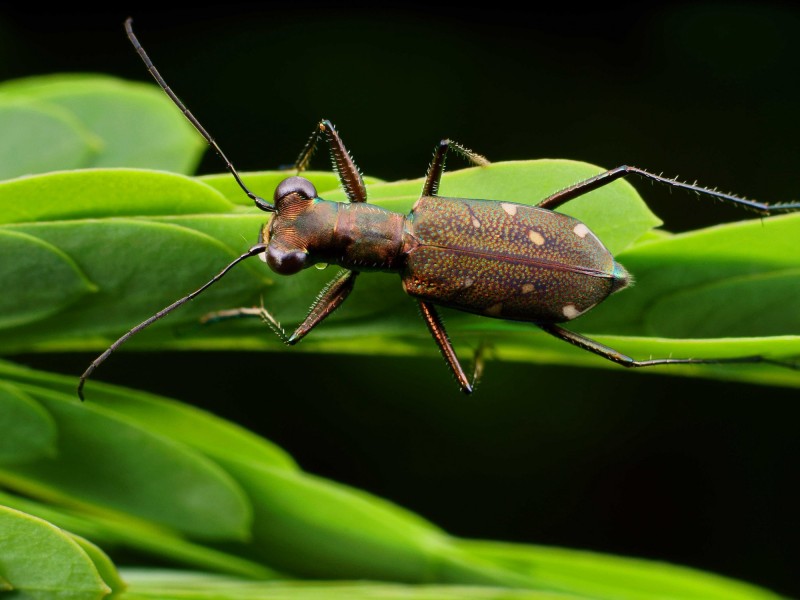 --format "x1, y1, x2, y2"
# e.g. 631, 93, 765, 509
2, 3, 799, 596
